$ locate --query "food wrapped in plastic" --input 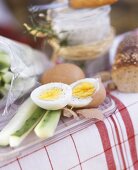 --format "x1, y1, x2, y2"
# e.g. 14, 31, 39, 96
47, 5, 114, 61
0, 36, 51, 115
49, 5, 111, 45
